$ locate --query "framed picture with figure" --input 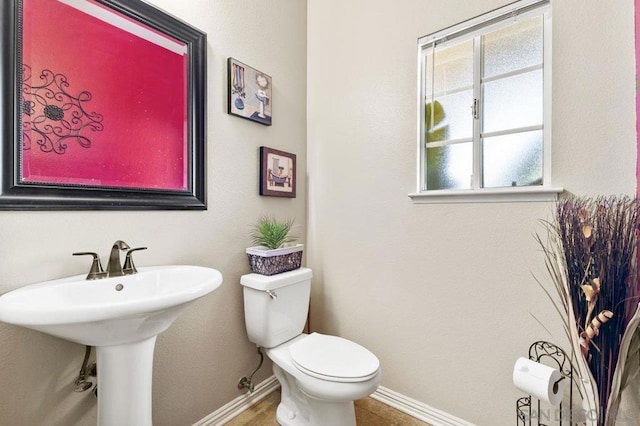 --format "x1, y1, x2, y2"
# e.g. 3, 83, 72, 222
228, 58, 272, 126
259, 147, 296, 198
